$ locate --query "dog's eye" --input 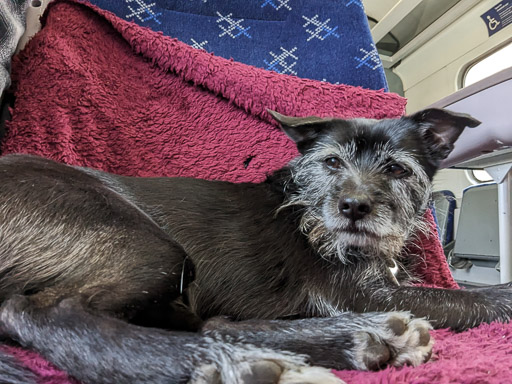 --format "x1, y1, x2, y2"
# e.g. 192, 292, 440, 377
386, 163, 410, 178
324, 157, 342, 170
